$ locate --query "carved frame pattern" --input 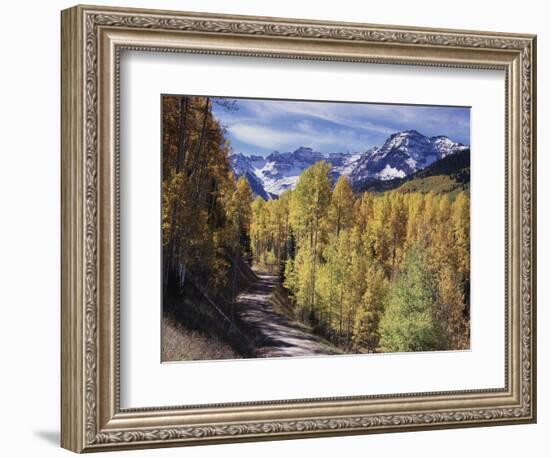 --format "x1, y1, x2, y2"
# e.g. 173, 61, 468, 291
61, 4, 536, 452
